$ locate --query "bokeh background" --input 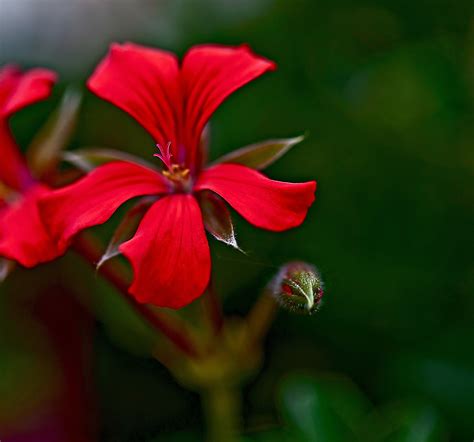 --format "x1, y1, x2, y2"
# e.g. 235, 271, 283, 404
1, 0, 473, 441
